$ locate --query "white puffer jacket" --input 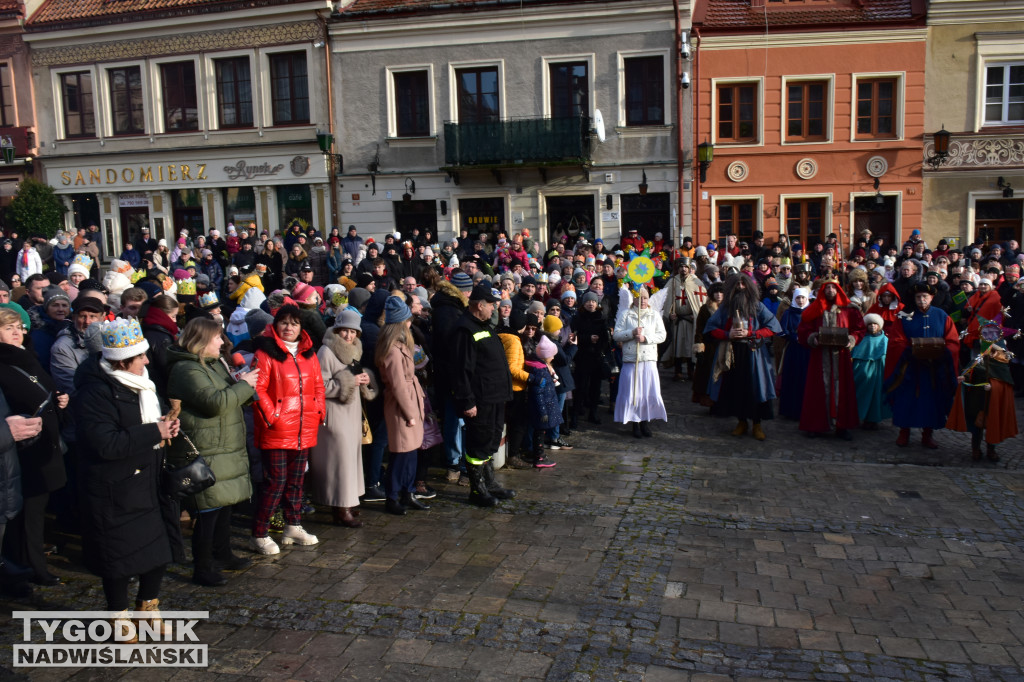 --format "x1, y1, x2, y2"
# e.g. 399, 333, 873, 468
613, 304, 667, 363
